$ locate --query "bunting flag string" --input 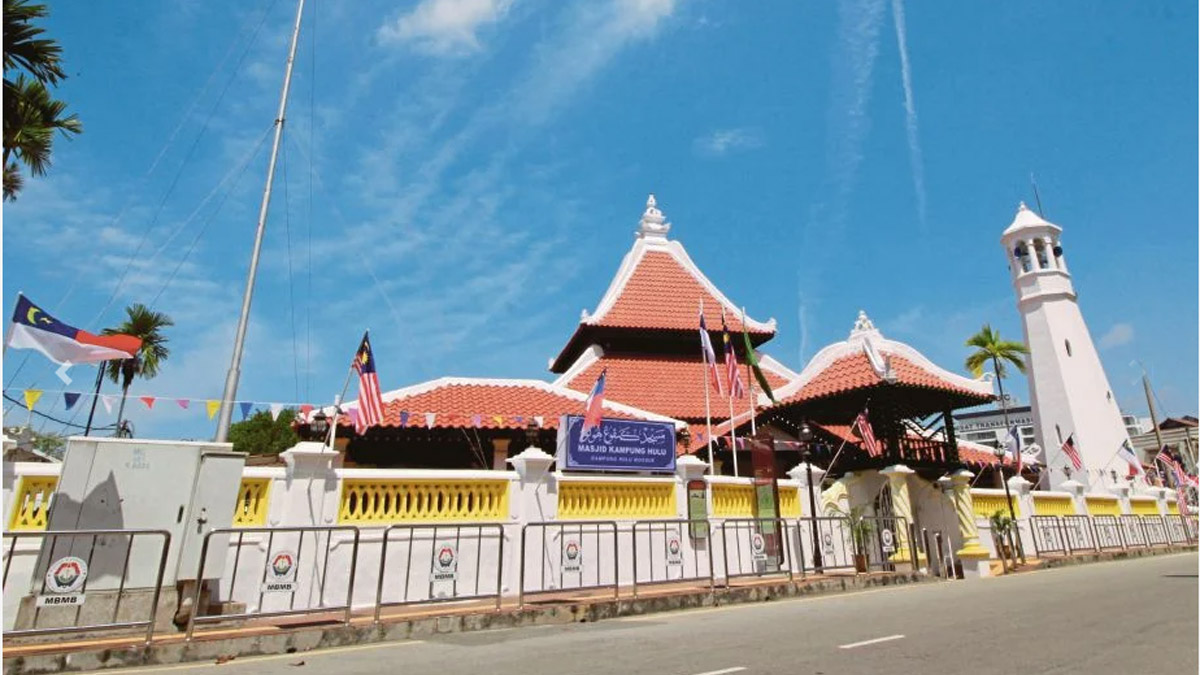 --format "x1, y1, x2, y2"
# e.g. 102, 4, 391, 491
4, 387, 635, 432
